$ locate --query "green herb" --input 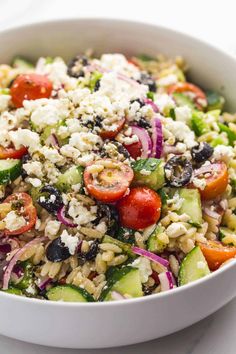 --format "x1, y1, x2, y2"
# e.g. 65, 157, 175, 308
218, 123, 236, 146
132, 158, 161, 173
137, 54, 156, 62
